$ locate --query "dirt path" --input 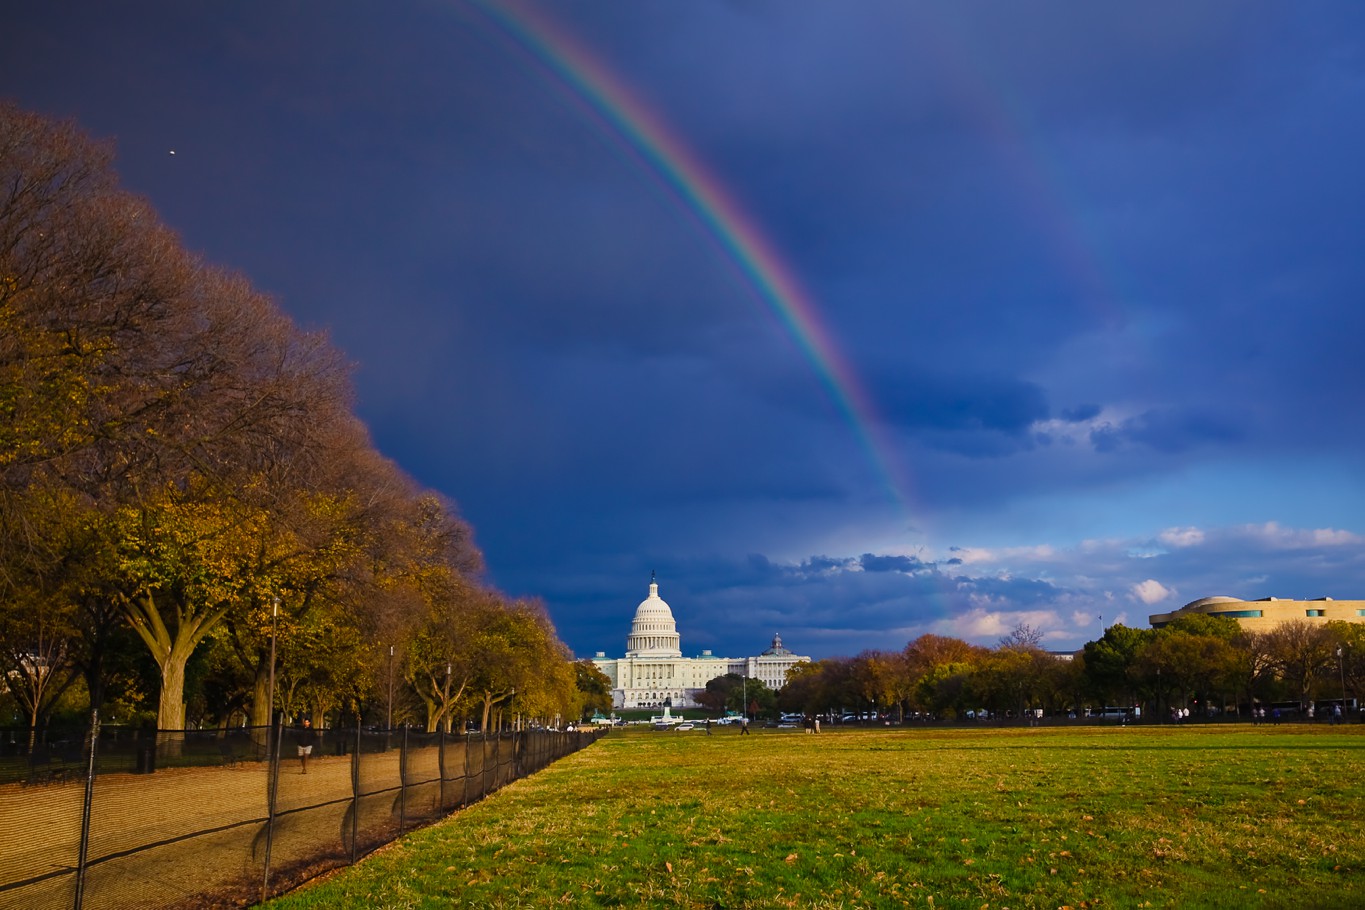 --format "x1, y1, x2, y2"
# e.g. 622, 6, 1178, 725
0, 749, 420, 909
0, 732, 581, 909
